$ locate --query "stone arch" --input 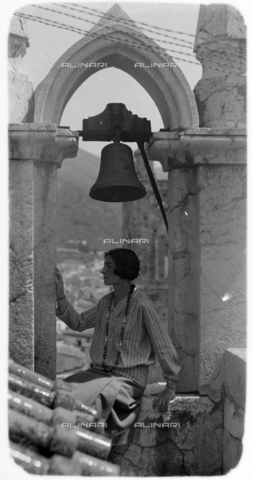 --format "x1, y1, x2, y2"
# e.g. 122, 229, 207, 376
34, 4, 199, 129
